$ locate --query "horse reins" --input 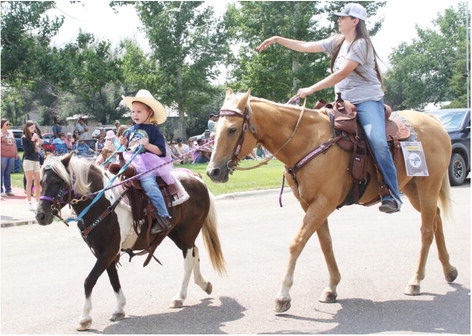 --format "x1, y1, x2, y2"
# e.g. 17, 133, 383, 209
219, 97, 308, 172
